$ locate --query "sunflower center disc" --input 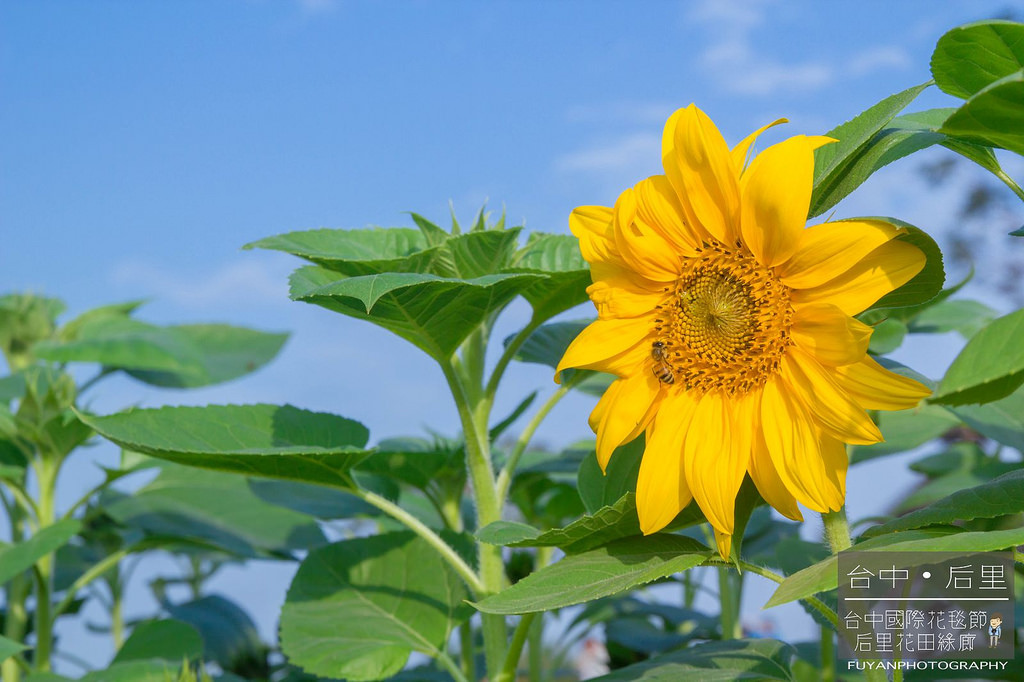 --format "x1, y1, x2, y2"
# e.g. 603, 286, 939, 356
654, 240, 793, 396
